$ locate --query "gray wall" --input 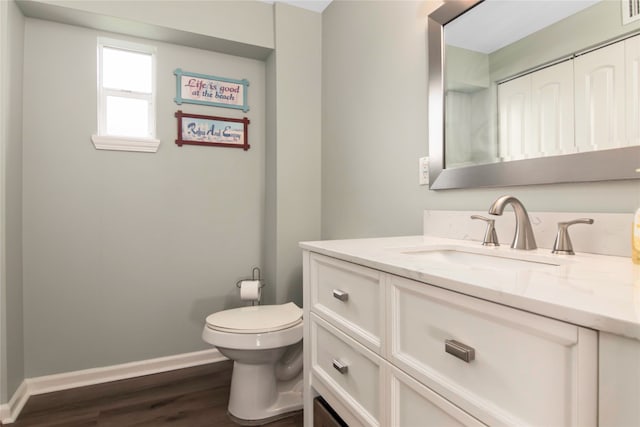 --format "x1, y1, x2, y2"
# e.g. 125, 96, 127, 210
22, 18, 266, 377
321, 0, 640, 240
0, 0, 322, 390
265, 3, 321, 307
322, 0, 429, 238
1, 0, 25, 401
